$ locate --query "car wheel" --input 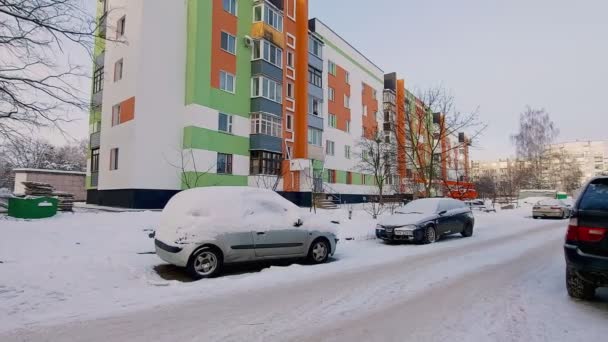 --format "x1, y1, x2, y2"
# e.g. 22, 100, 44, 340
562, 210, 568, 219
461, 223, 474, 237
308, 239, 330, 264
533, 216, 538, 219
187, 247, 223, 280
566, 267, 596, 300
422, 226, 437, 244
